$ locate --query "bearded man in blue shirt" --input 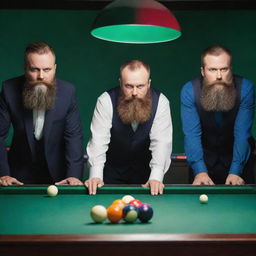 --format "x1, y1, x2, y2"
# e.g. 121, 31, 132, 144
181, 45, 255, 185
